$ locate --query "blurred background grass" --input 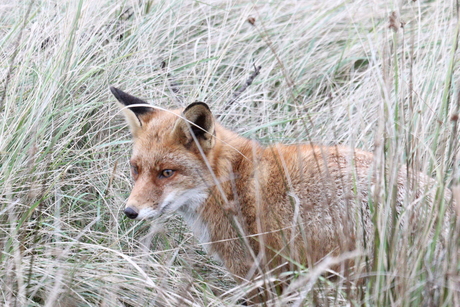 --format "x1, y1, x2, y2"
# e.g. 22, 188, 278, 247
0, 0, 459, 306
